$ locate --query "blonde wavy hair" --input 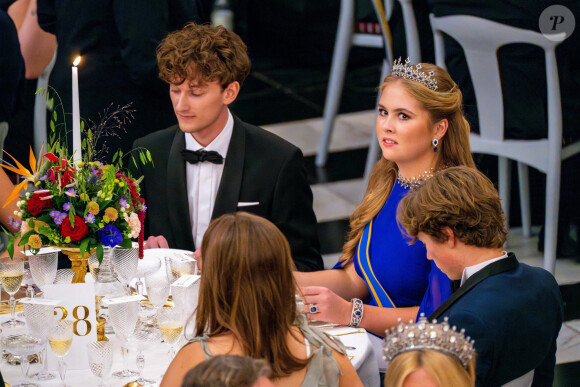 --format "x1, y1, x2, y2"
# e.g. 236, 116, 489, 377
340, 62, 475, 263
384, 349, 476, 387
